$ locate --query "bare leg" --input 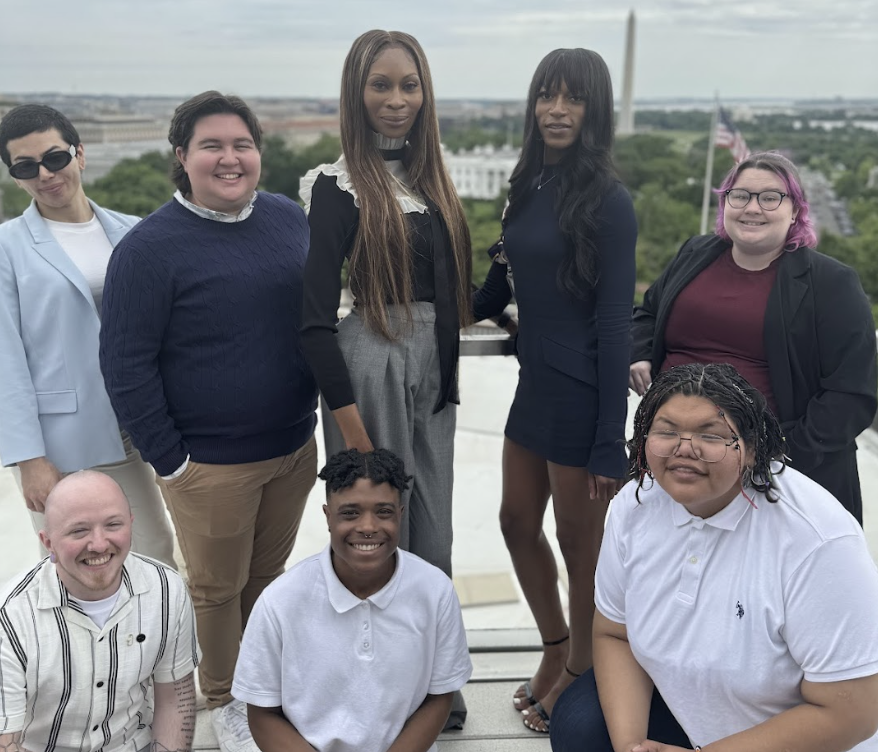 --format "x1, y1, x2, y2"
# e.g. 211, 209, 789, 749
522, 461, 608, 732
500, 439, 569, 707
